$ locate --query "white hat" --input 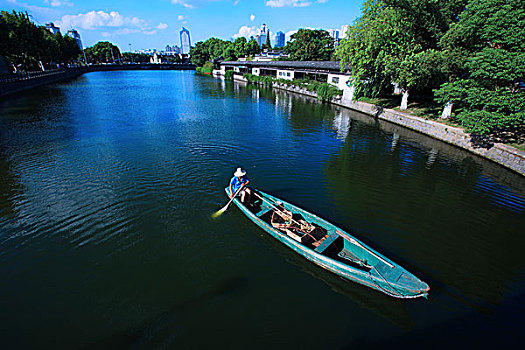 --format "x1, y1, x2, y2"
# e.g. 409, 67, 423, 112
234, 167, 246, 177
